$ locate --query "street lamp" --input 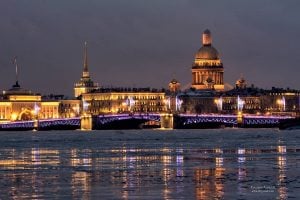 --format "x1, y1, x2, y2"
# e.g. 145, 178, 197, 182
33, 103, 40, 130
237, 96, 244, 126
